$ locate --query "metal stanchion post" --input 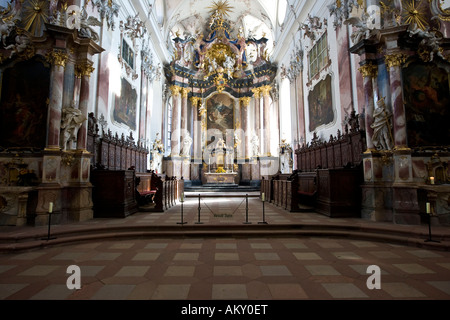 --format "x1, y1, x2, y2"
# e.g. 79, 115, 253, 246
195, 193, 203, 224
42, 202, 56, 240
258, 193, 268, 224
243, 193, 251, 224
425, 202, 439, 243
177, 193, 187, 225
